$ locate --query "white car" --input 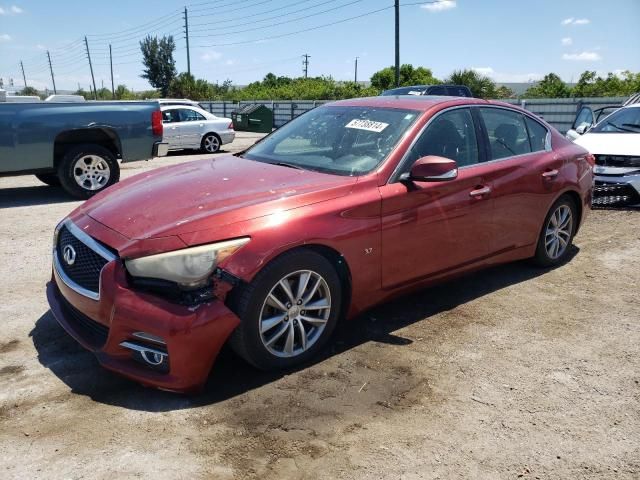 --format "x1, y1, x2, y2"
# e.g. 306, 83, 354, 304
569, 103, 640, 207
161, 105, 235, 154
